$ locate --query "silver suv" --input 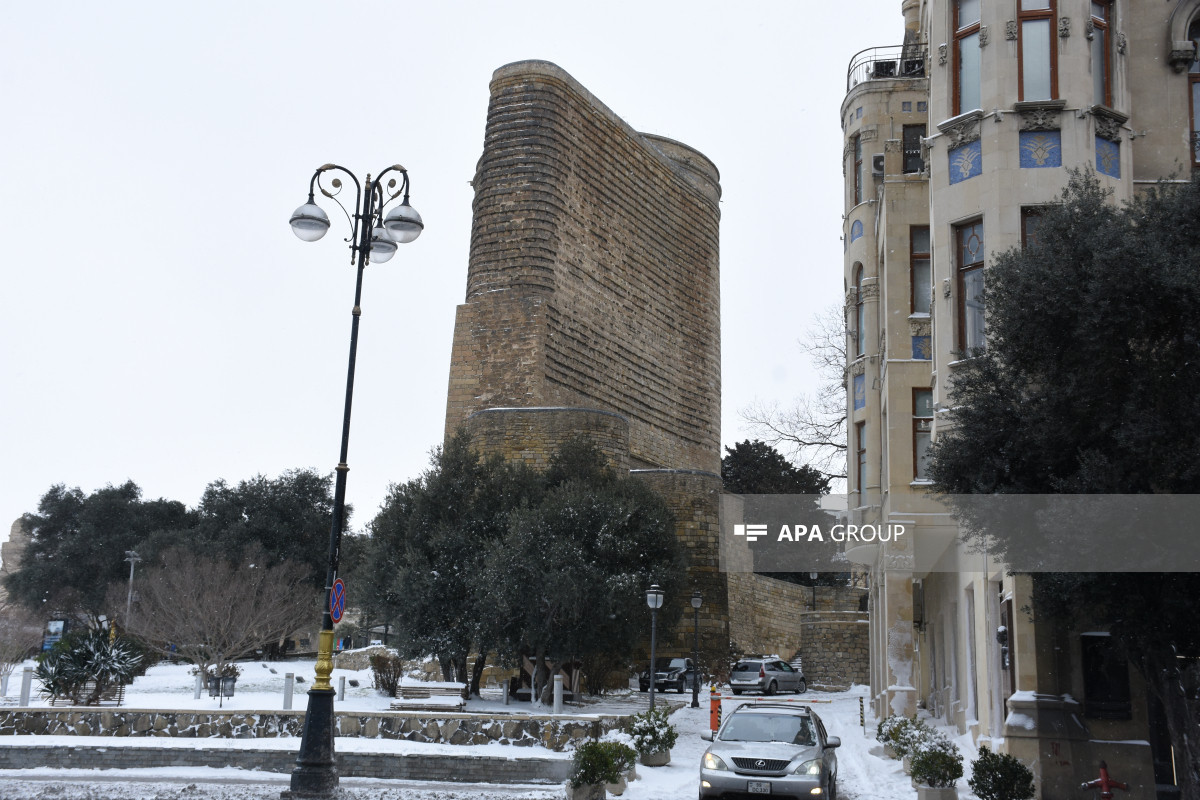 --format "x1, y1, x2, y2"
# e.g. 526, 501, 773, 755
700, 703, 840, 799
730, 658, 807, 695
